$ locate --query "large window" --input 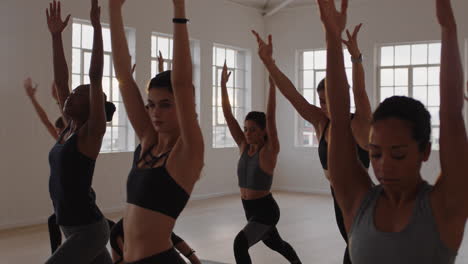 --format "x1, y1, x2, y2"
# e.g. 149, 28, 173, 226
378, 42, 441, 150
212, 45, 249, 148
72, 20, 135, 153
297, 49, 354, 147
